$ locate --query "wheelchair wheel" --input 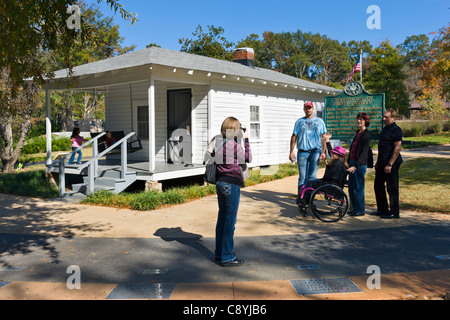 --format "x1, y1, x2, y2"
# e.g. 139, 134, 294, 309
310, 184, 348, 222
